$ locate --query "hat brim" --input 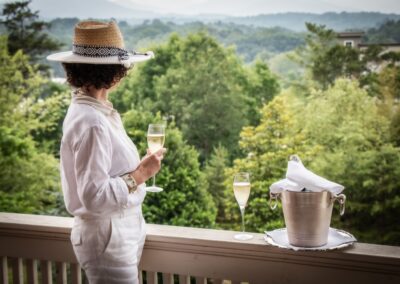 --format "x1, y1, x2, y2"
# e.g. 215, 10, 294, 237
46, 51, 154, 65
